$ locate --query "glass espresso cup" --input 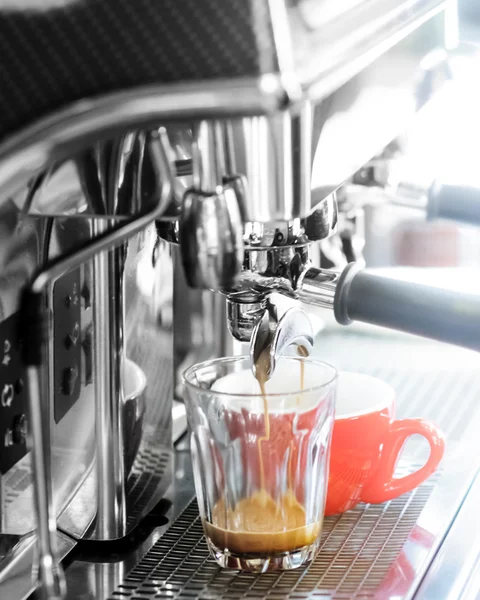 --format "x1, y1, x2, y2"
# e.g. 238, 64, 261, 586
183, 356, 337, 572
